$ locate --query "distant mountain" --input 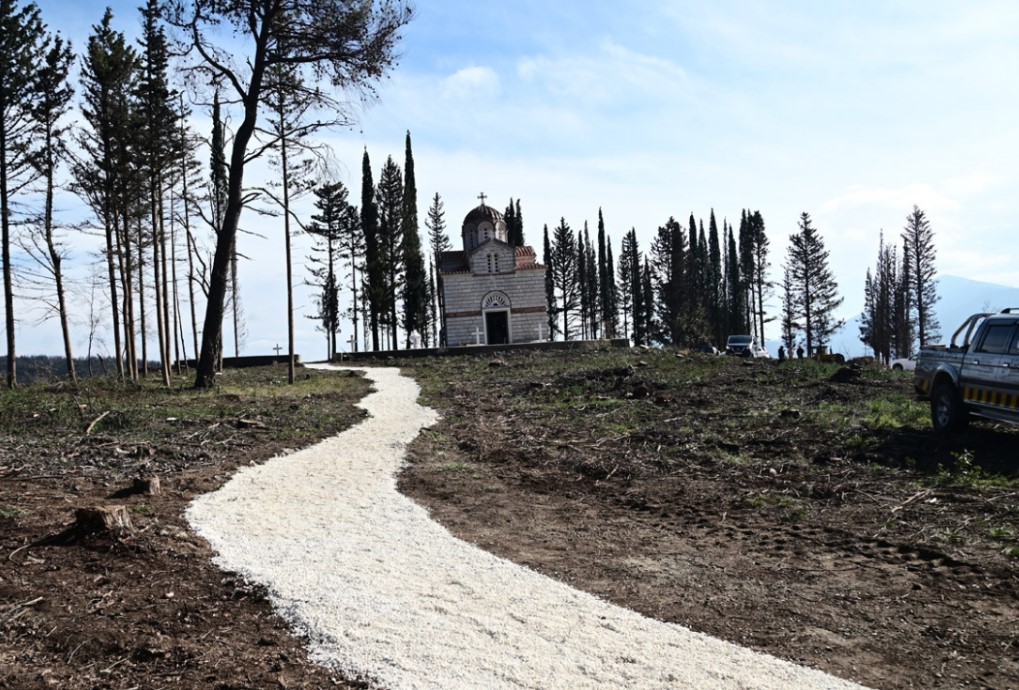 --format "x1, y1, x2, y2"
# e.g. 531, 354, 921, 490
802, 275, 1019, 359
